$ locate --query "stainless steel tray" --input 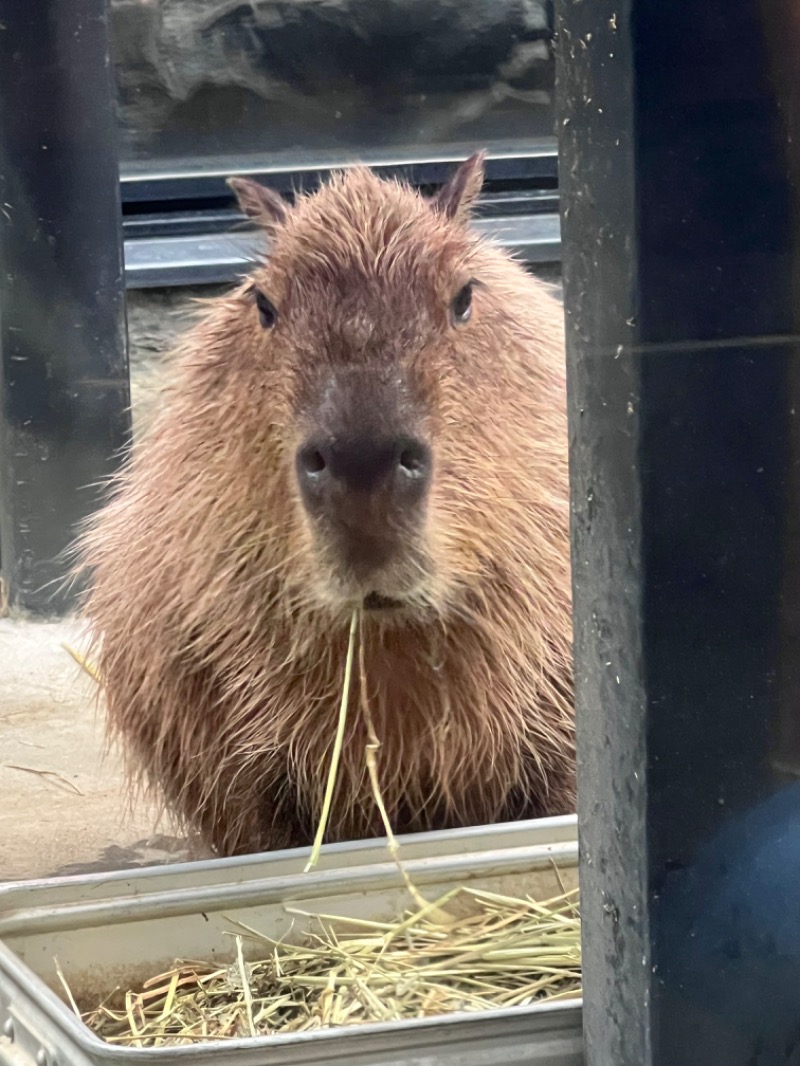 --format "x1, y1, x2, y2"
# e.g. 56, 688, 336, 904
0, 815, 583, 1066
